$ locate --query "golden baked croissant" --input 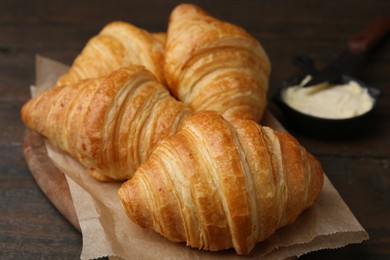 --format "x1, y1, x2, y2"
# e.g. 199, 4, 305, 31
152, 32, 167, 46
21, 65, 192, 181
164, 4, 271, 122
56, 21, 166, 86
118, 110, 324, 255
